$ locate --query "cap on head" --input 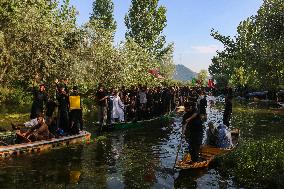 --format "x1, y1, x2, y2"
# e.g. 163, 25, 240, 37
58, 83, 65, 89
